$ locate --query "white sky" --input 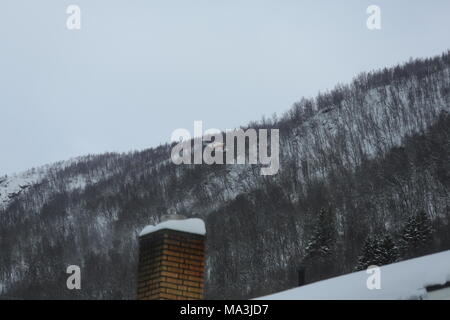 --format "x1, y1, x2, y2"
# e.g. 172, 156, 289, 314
1, 0, 450, 175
